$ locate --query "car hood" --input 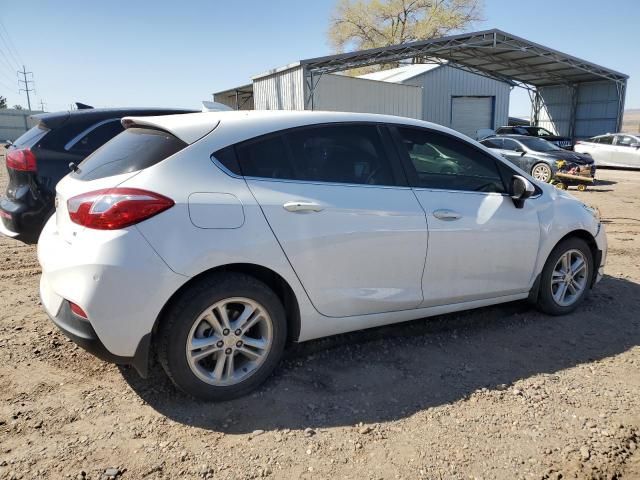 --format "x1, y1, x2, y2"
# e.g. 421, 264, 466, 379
537, 150, 594, 165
